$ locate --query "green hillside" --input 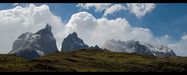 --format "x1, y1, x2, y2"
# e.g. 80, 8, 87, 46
0, 49, 187, 72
